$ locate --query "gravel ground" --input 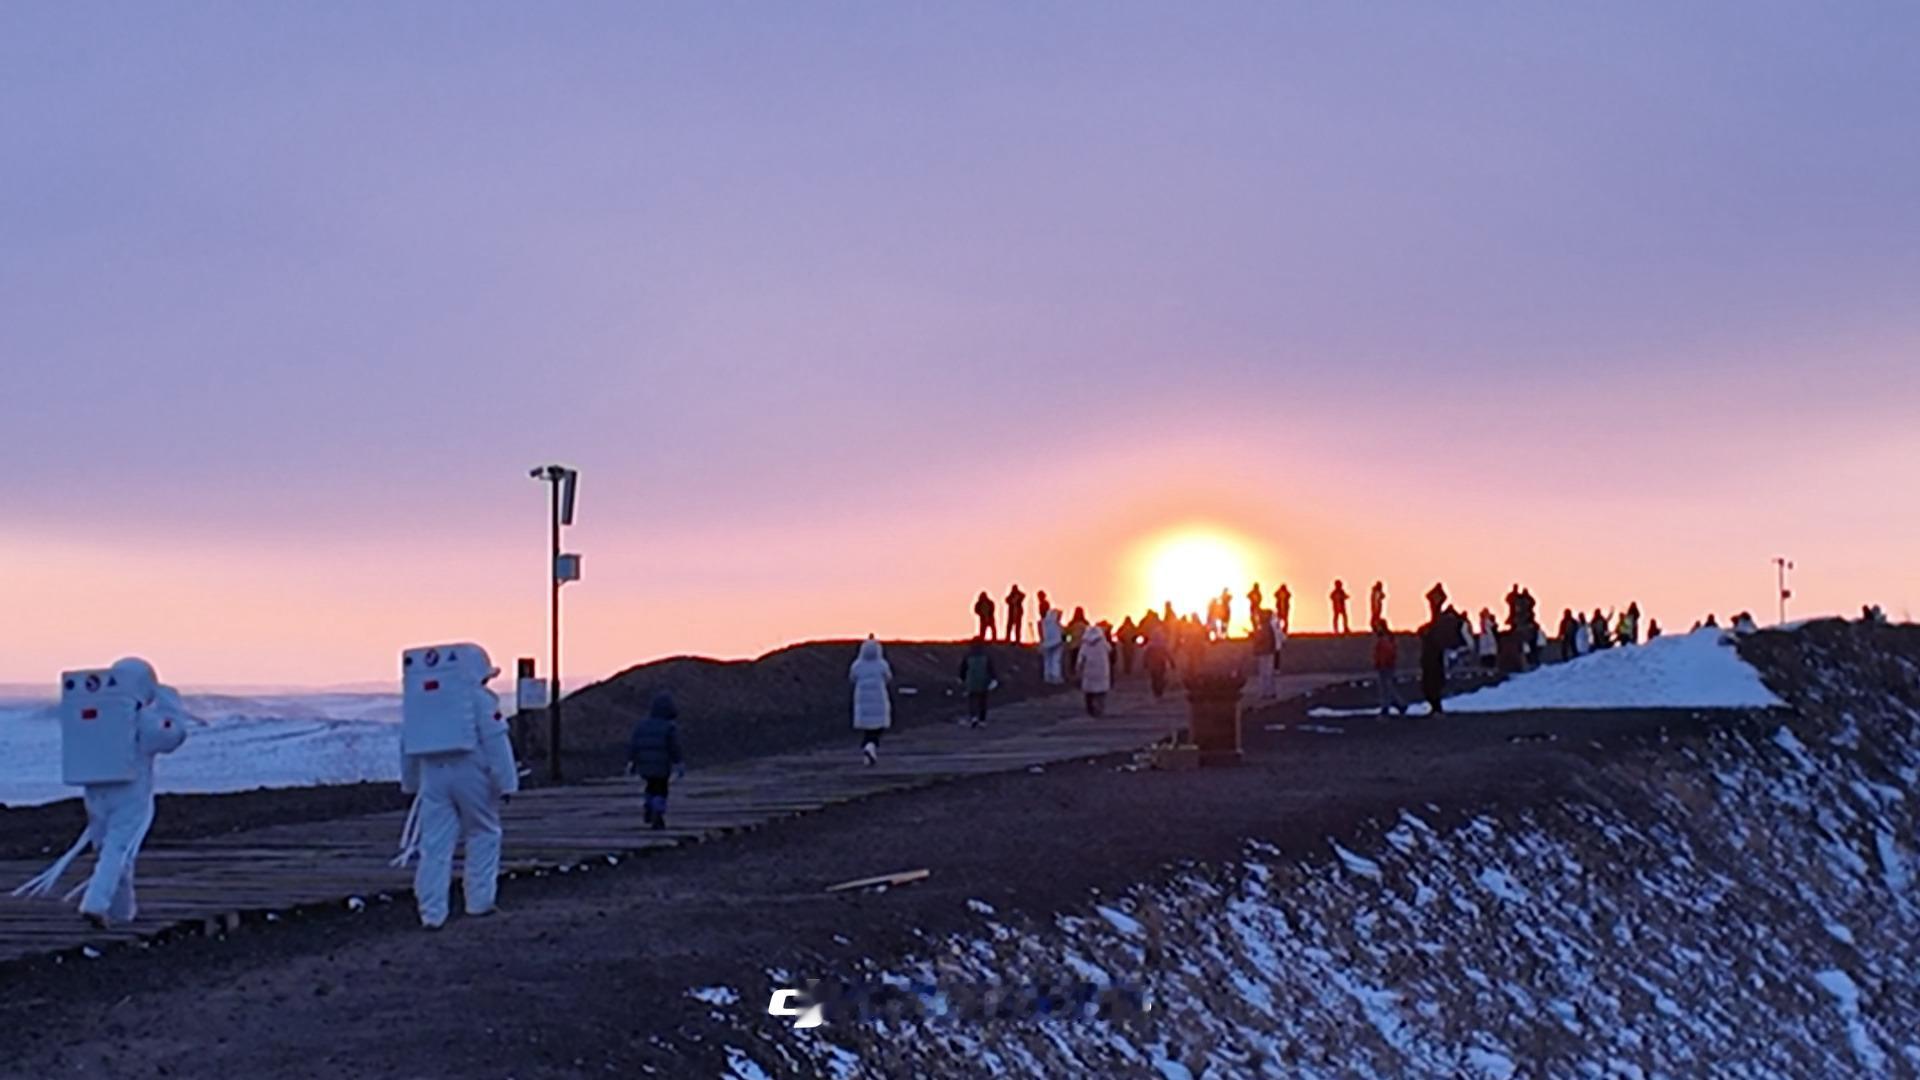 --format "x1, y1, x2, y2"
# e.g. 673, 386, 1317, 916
0, 666, 1751, 1079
